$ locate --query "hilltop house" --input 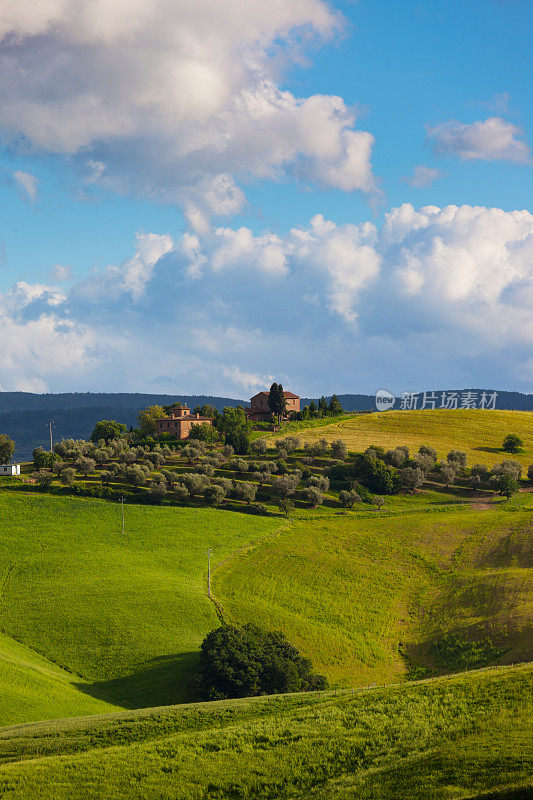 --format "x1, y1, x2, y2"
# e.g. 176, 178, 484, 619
246, 391, 300, 422
155, 405, 212, 440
